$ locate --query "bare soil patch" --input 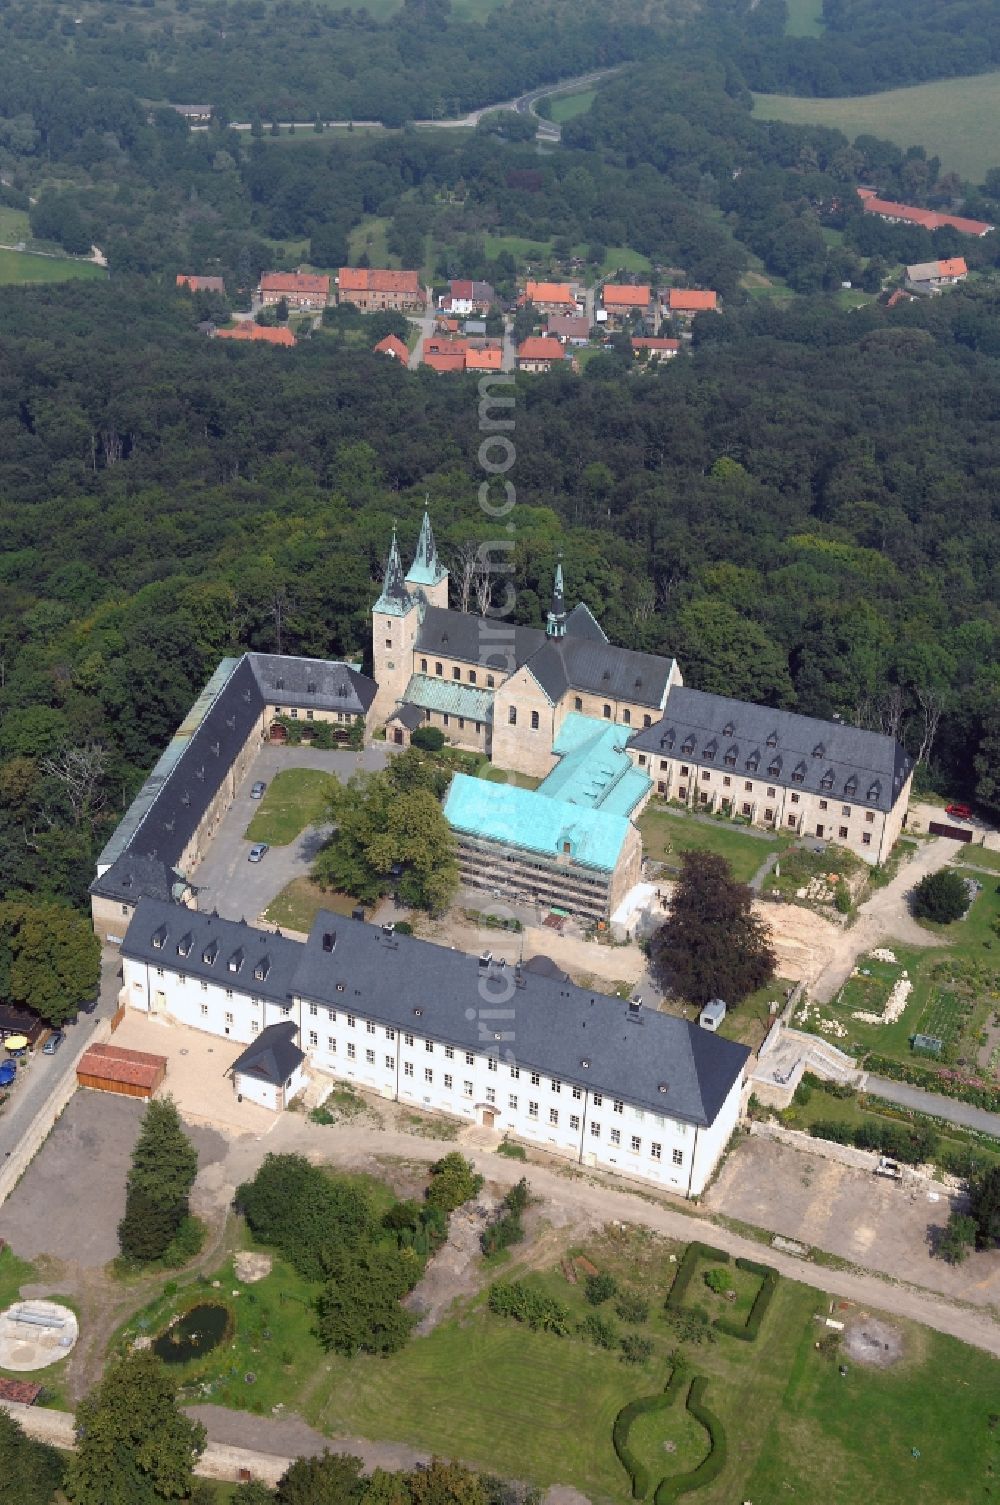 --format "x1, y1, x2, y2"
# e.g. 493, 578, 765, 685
842, 1312, 905, 1368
